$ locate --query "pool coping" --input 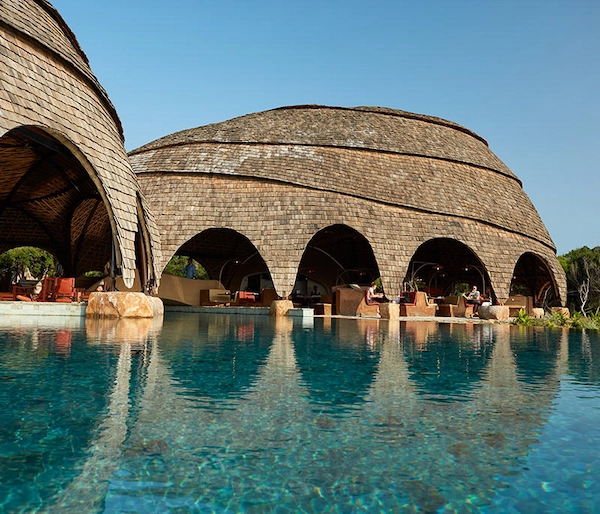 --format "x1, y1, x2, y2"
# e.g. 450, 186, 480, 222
0, 300, 504, 324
